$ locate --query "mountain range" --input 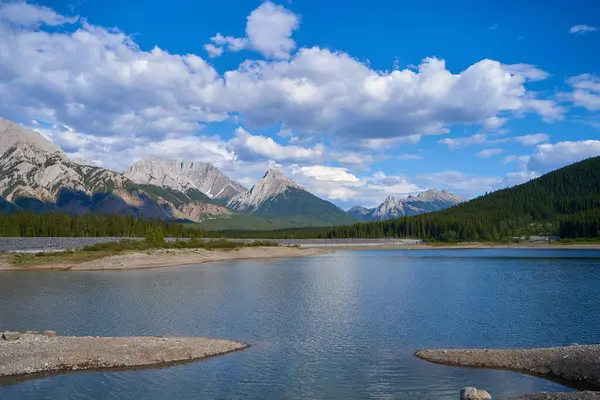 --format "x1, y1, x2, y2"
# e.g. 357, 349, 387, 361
0, 117, 462, 229
348, 190, 463, 221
